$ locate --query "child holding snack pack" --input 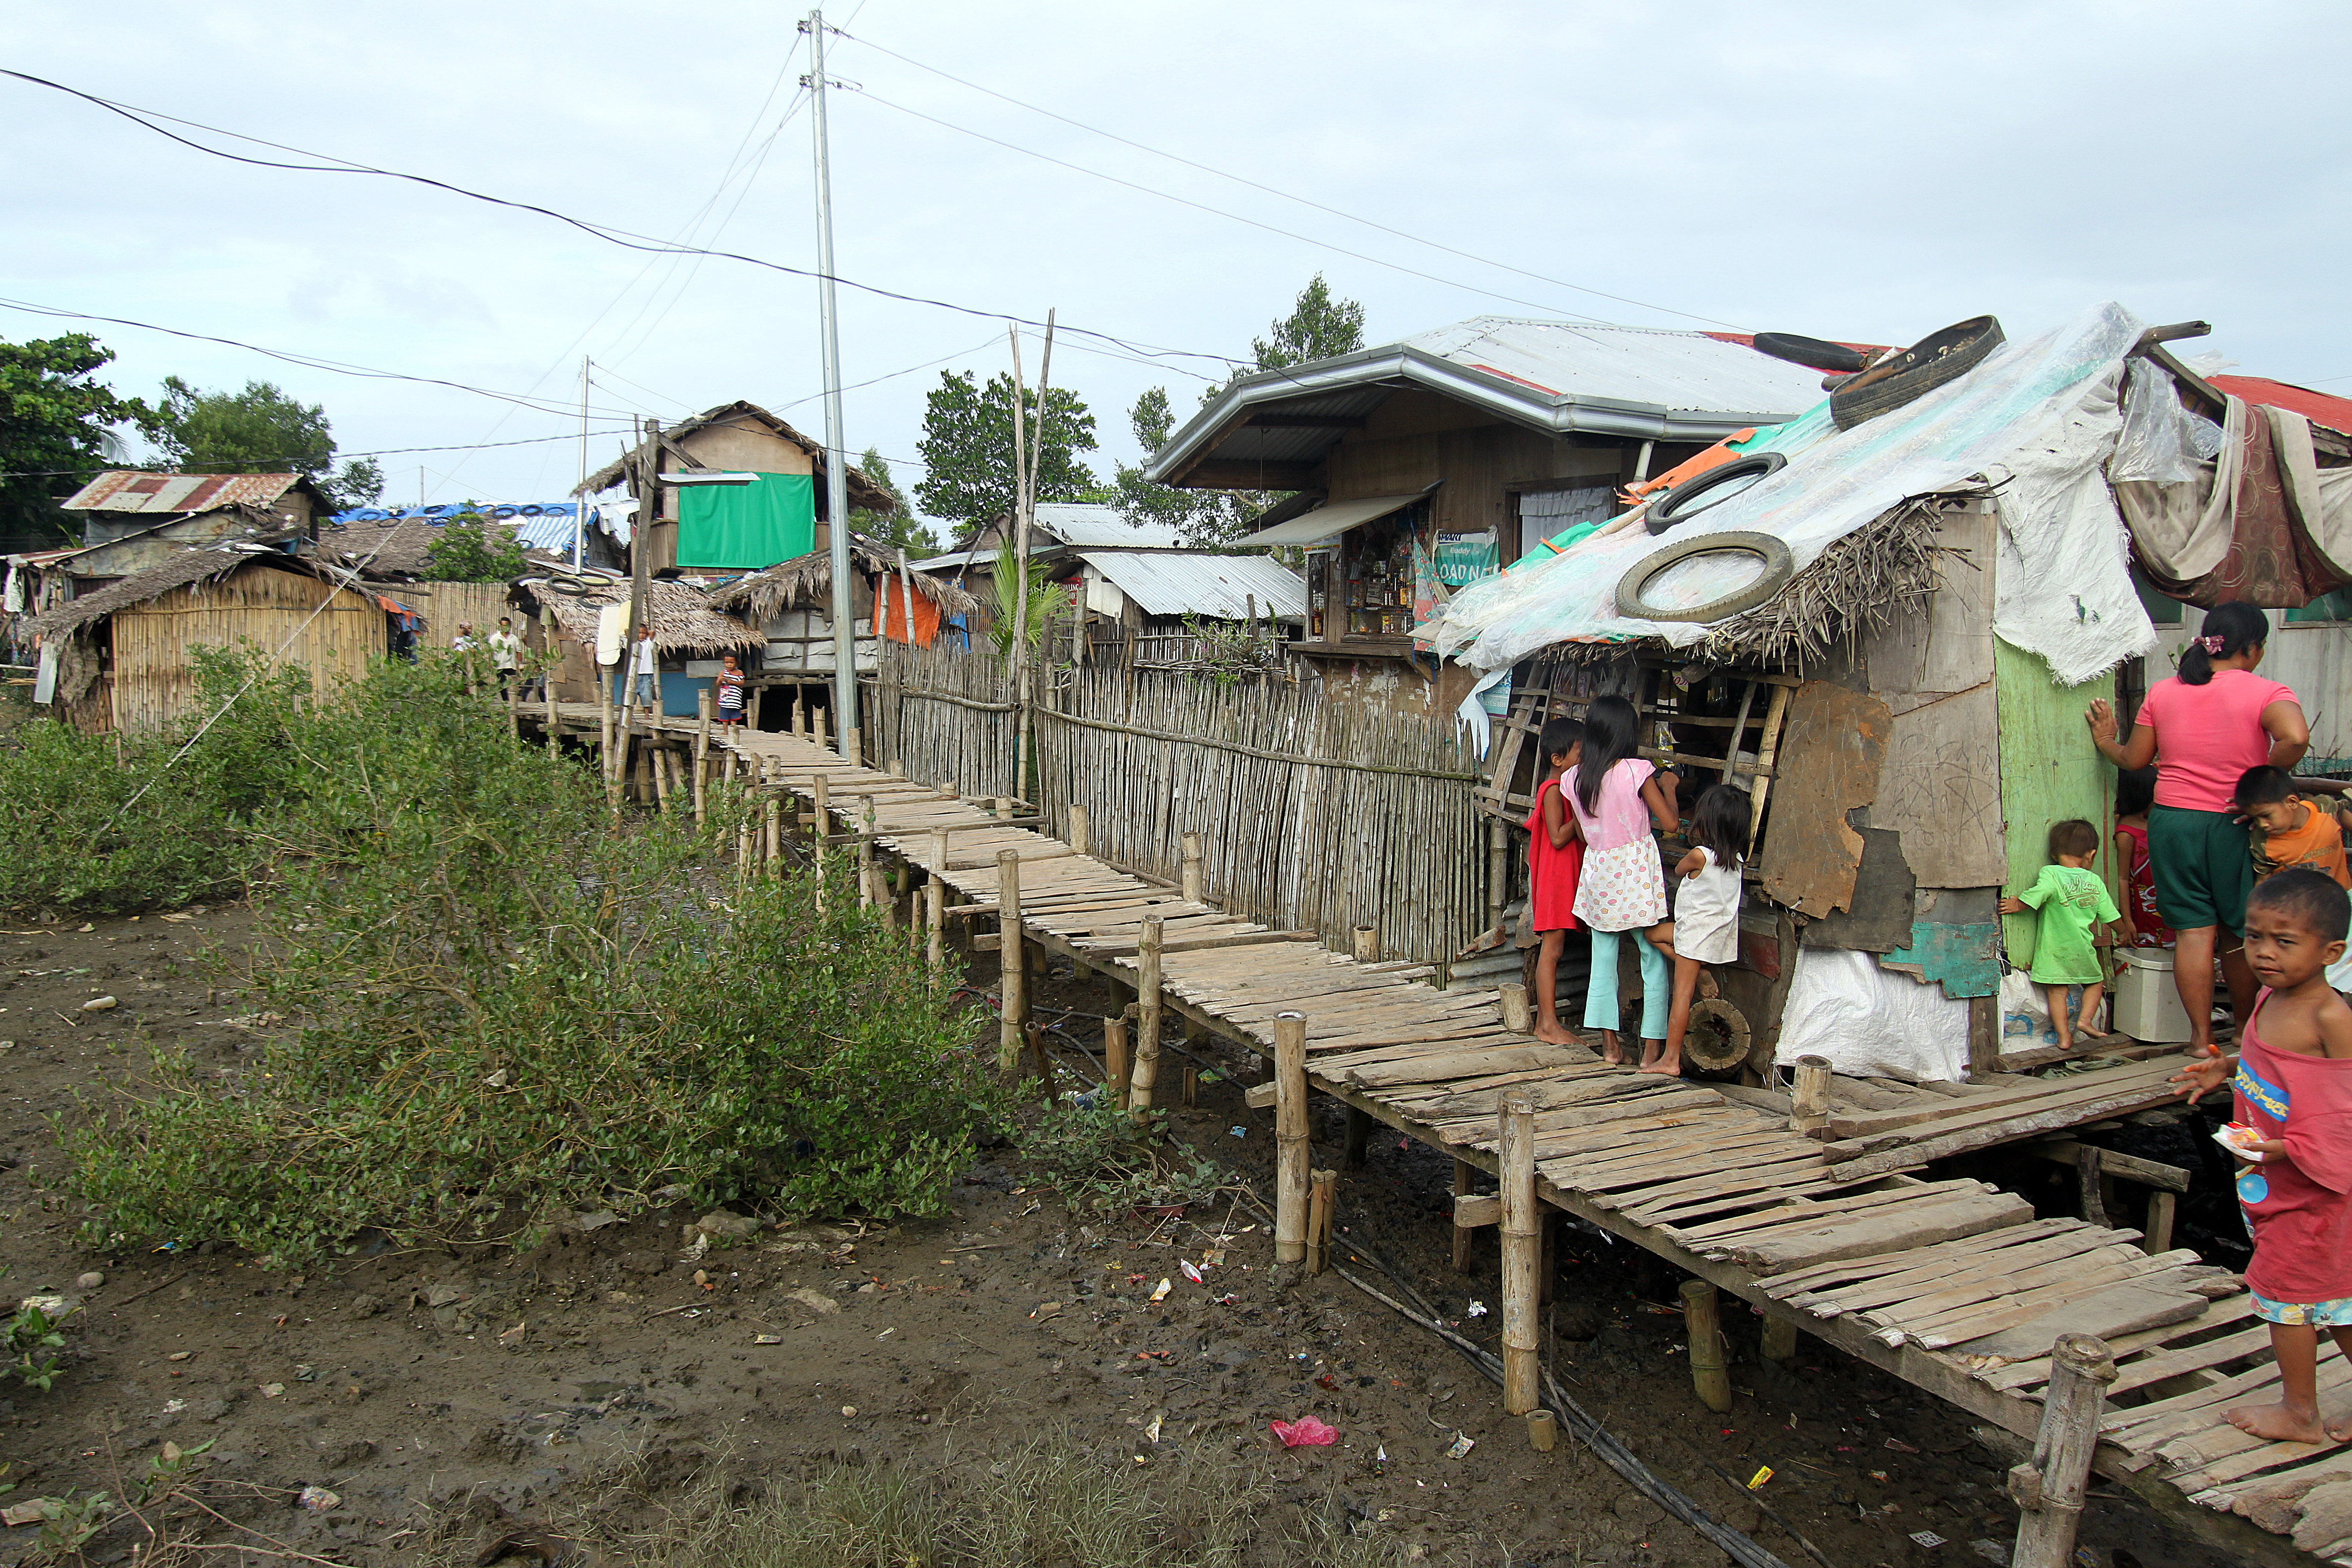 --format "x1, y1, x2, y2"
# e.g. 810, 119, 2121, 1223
2175, 868, 2352, 1443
